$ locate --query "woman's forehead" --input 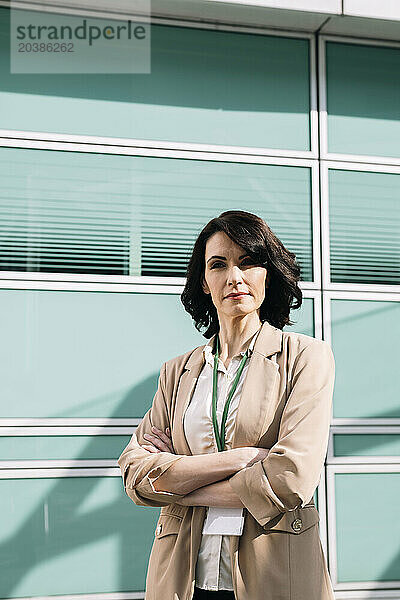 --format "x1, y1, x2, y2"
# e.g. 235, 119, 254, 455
205, 233, 246, 257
